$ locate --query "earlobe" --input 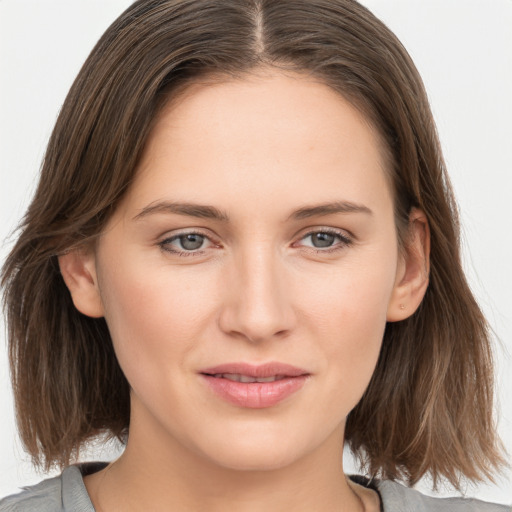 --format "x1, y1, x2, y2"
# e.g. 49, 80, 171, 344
387, 209, 430, 322
58, 246, 104, 318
